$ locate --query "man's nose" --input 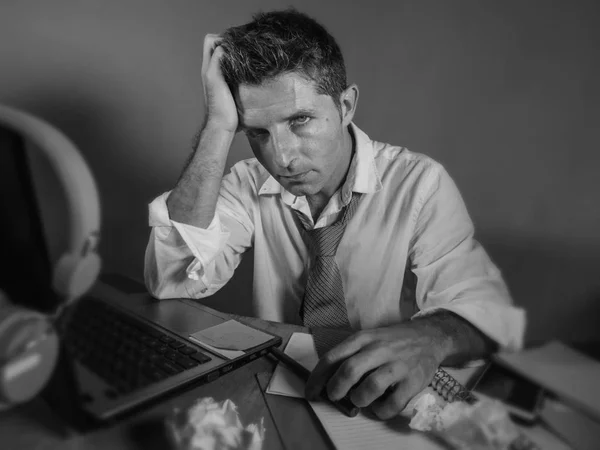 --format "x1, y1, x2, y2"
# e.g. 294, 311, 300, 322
271, 129, 299, 169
